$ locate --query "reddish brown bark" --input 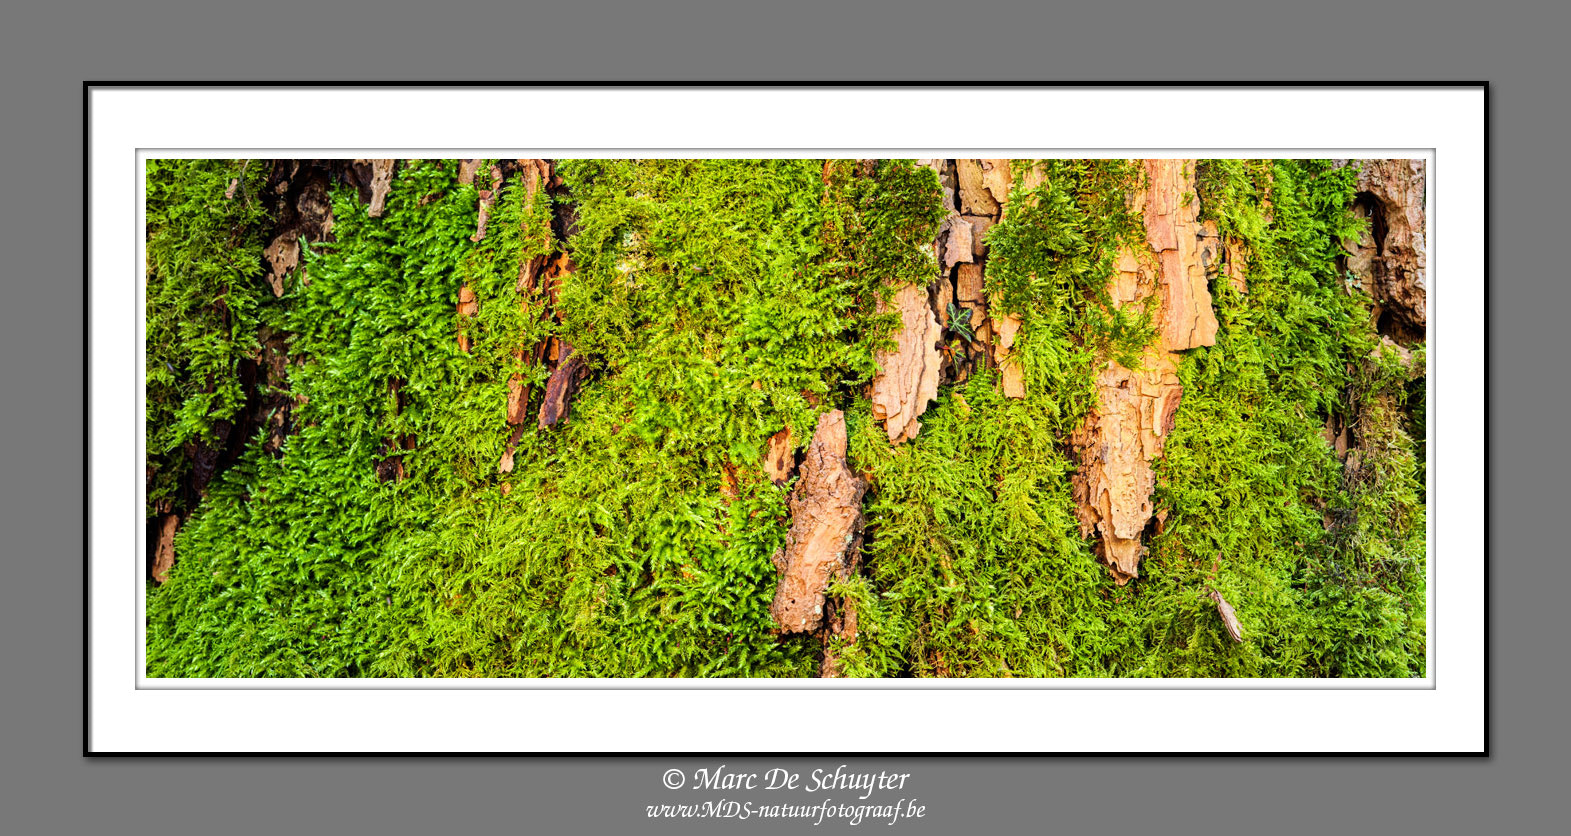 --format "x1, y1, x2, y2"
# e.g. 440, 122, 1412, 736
770, 410, 867, 634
